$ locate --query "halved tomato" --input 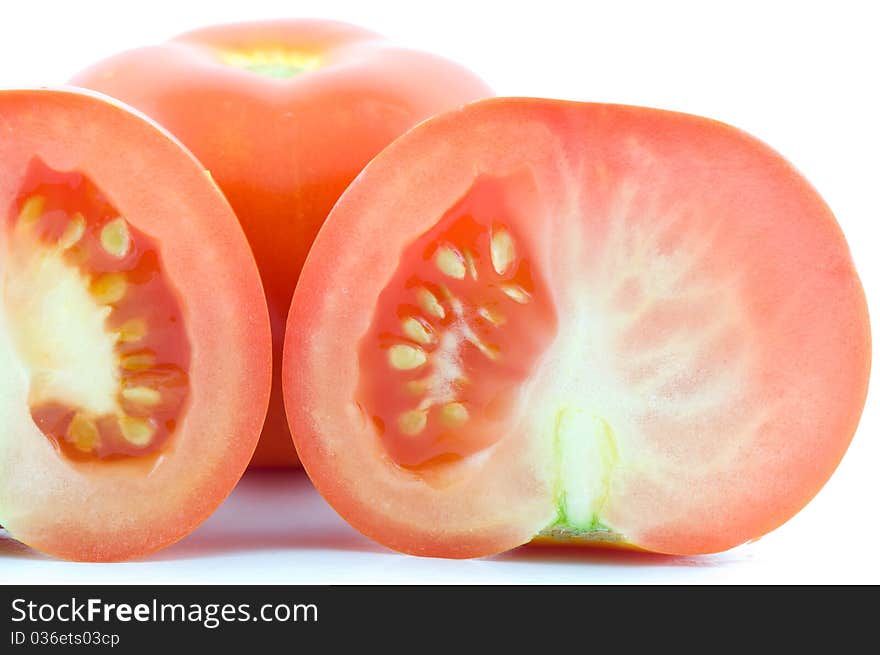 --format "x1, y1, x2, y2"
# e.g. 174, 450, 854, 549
0, 88, 271, 561
72, 19, 493, 467
283, 98, 871, 557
